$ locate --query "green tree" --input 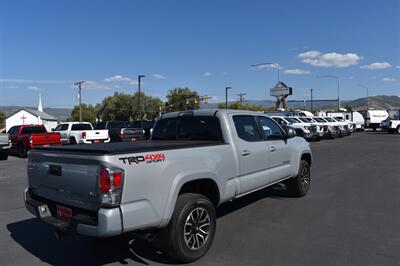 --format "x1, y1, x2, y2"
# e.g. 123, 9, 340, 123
69, 104, 97, 123
0, 112, 5, 129
165, 87, 200, 112
97, 92, 164, 121
343, 104, 353, 112
218, 102, 275, 112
